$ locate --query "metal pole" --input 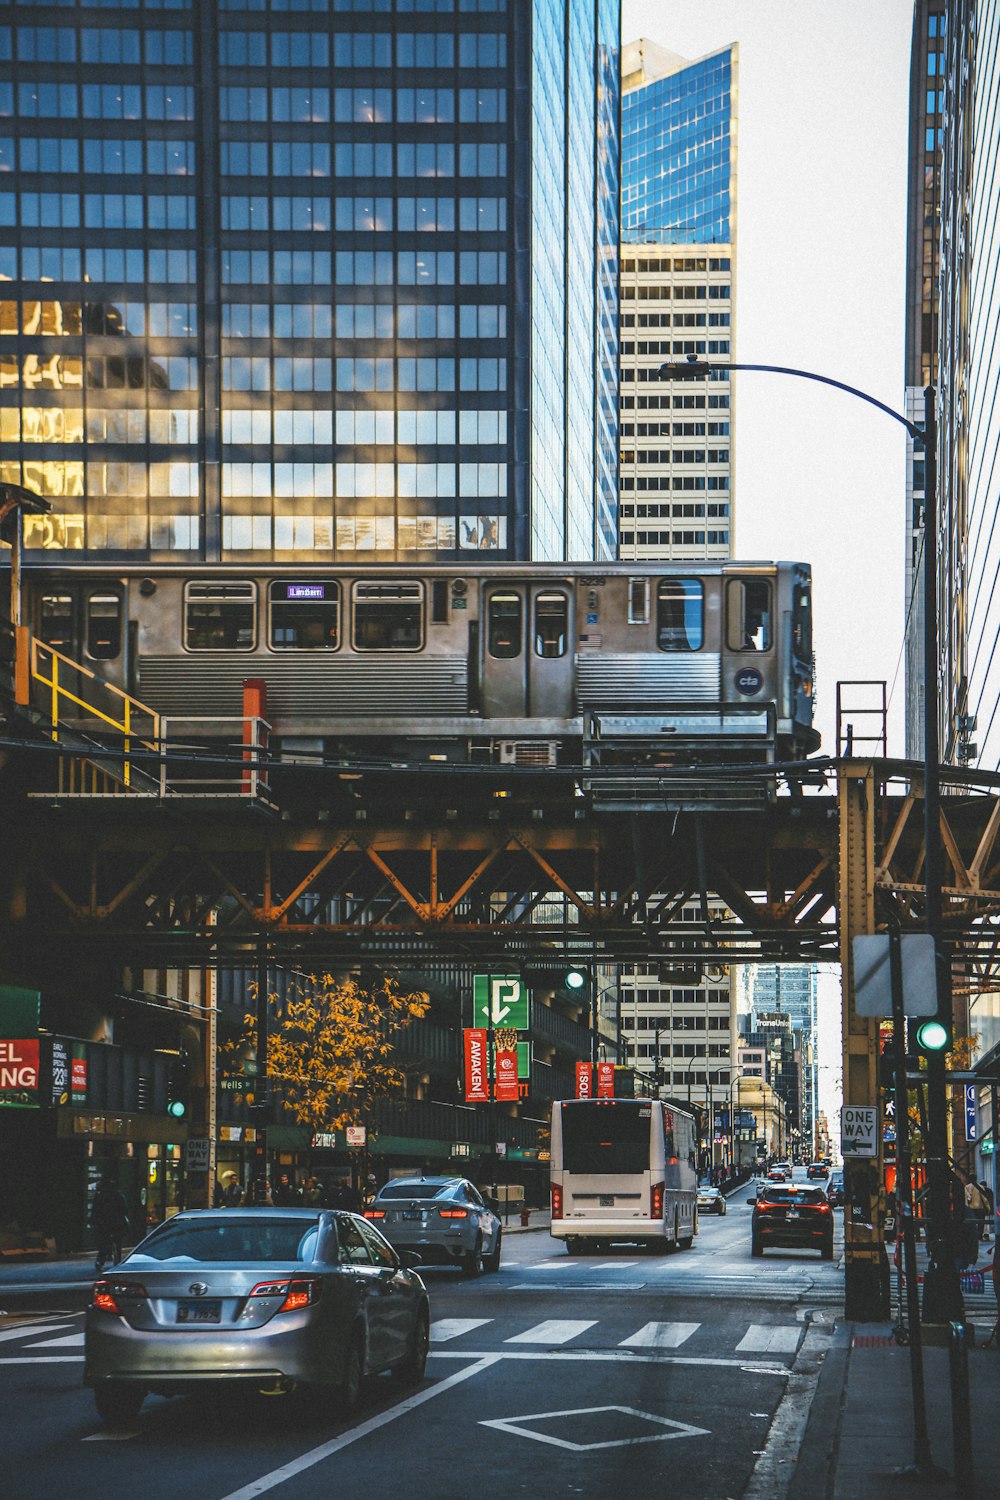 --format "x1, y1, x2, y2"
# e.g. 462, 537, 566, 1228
920, 387, 965, 1326
889, 931, 934, 1474
253, 936, 269, 1205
